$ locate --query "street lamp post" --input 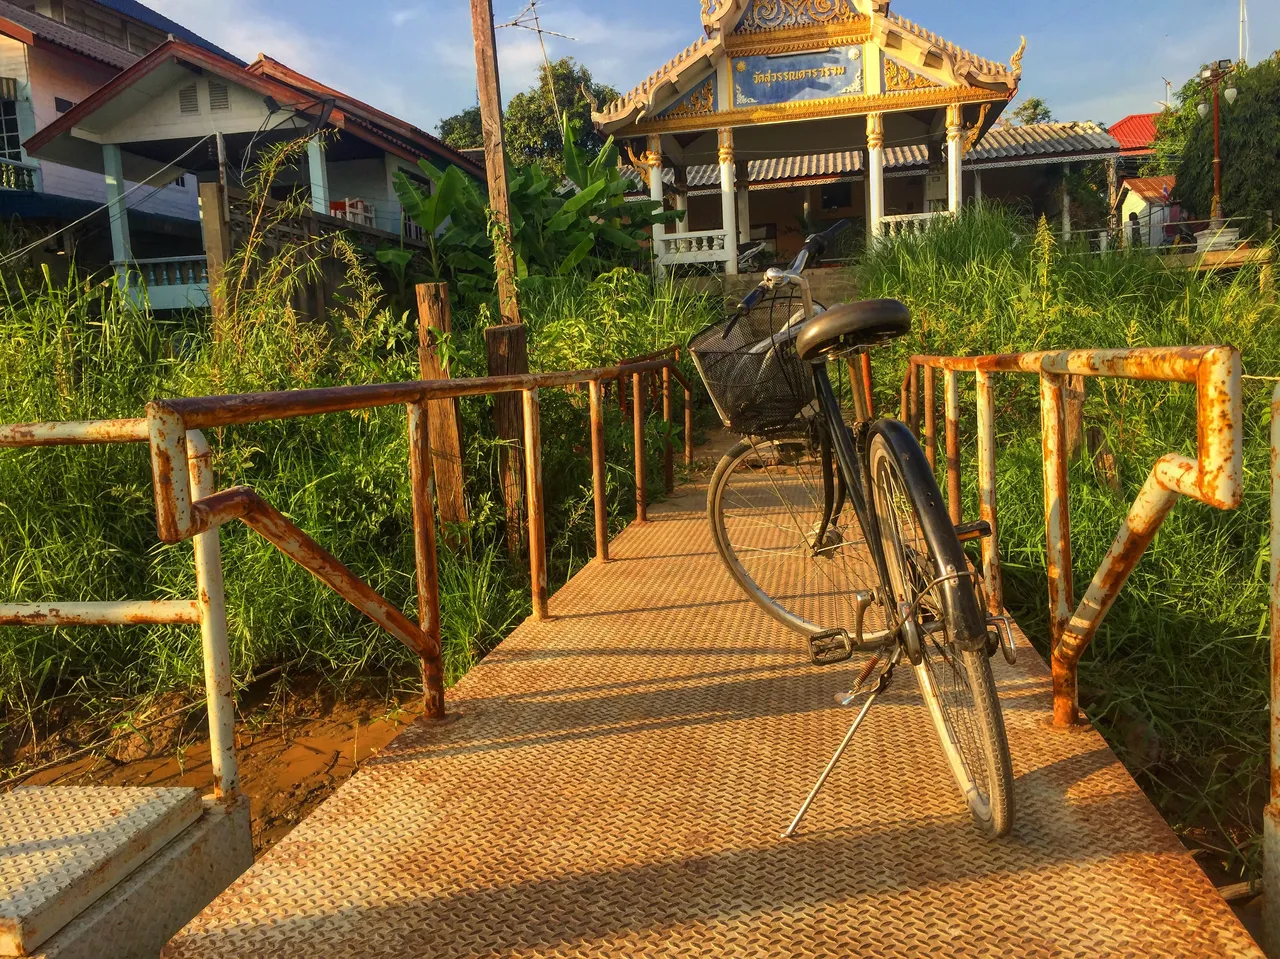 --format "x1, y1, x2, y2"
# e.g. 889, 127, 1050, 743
1197, 59, 1238, 226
